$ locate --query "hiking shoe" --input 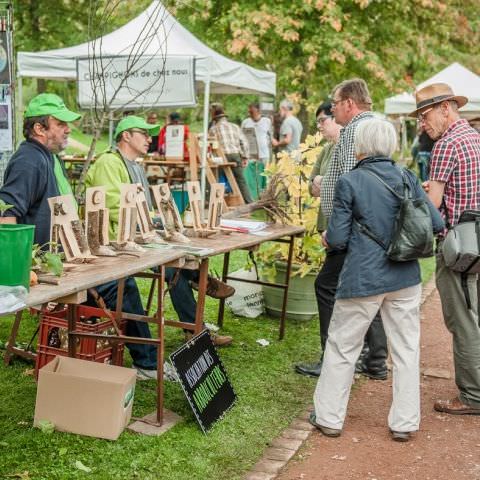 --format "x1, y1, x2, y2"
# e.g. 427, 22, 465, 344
391, 430, 411, 442
191, 276, 235, 299
308, 412, 342, 437
212, 333, 233, 347
295, 360, 323, 377
434, 396, 480, 415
